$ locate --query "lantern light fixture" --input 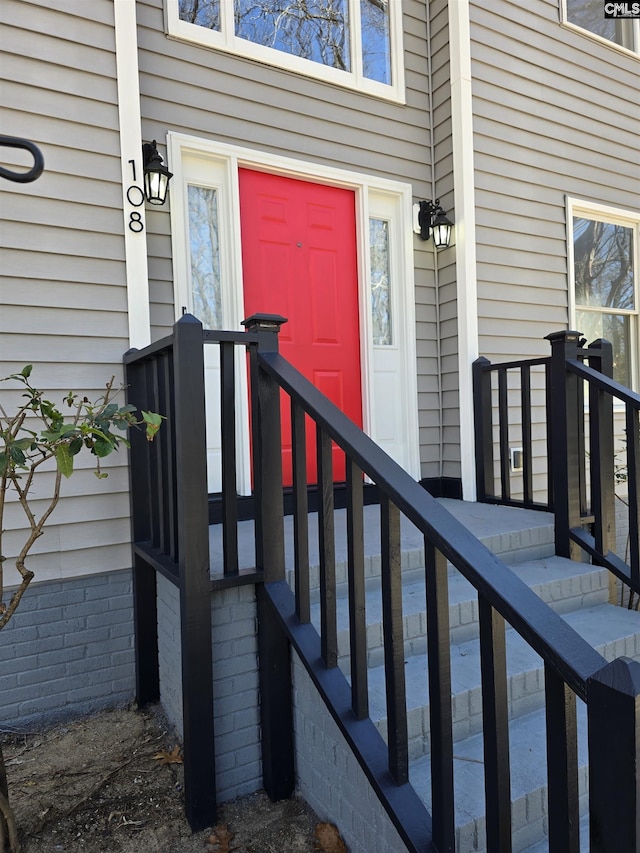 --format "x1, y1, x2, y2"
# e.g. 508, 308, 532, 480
142, 140, 173, 206
414, 199, 453, 249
